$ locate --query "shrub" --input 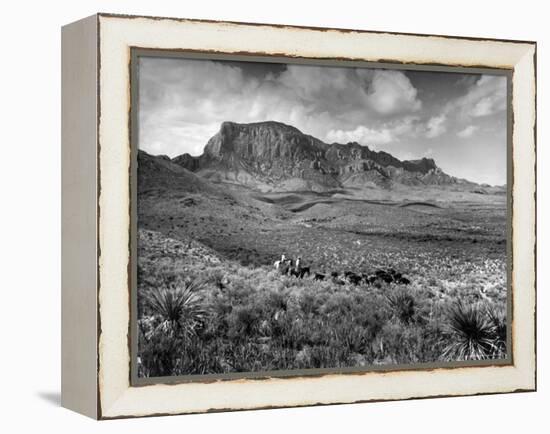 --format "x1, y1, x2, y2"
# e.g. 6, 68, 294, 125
486, 304, 507, 358
384, 288, 417, 324
227, 304, 262, 338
